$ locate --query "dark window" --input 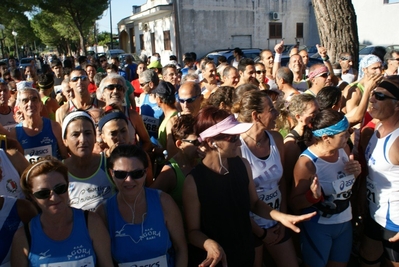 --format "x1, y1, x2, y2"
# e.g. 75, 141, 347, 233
269, 23, 282, 39
163, 31, 171, 51
140, 34, 145, 51
384, 0, 399, 3
296, 23, 303, 38
151, 33, 155, 54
